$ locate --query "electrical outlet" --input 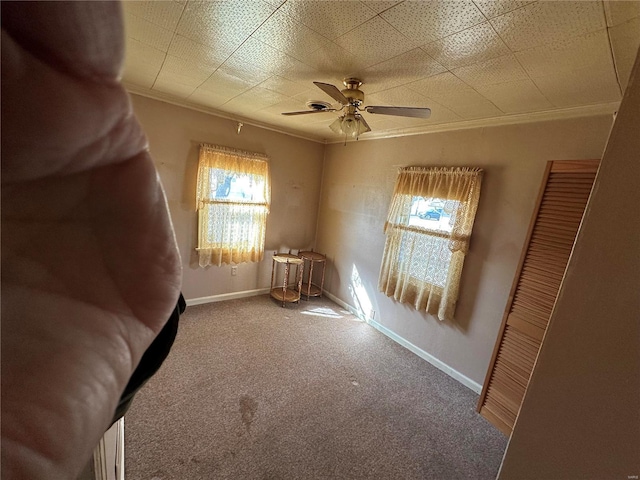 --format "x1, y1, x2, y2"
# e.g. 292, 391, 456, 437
231, 266, 238, 276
